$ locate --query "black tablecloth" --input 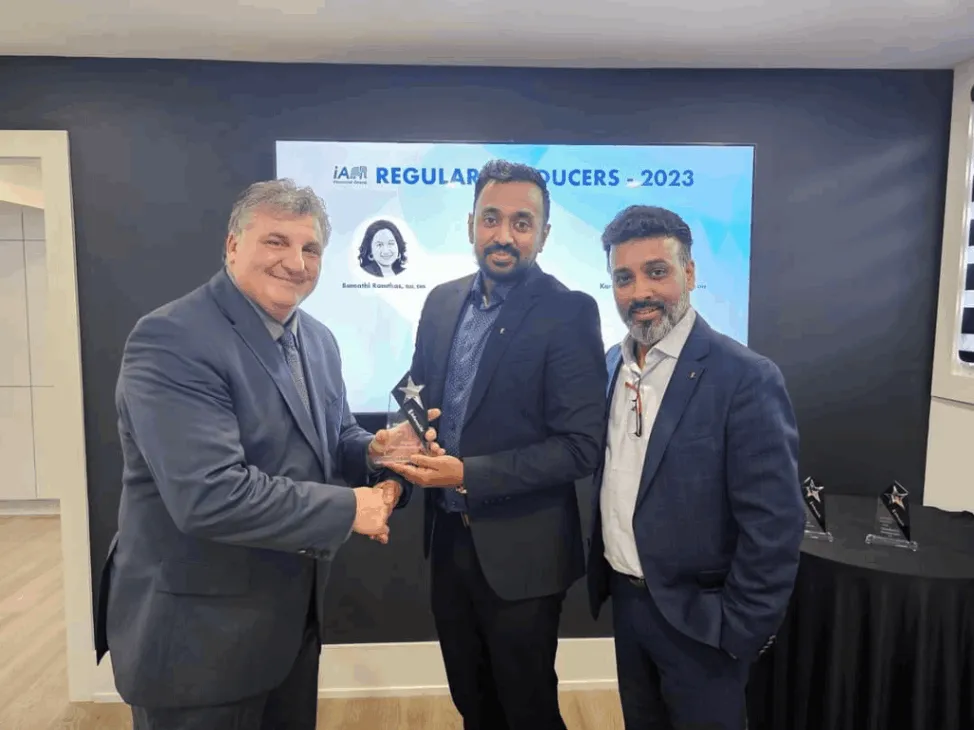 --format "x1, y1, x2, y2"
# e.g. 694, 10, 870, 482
746, 495, 974, 730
